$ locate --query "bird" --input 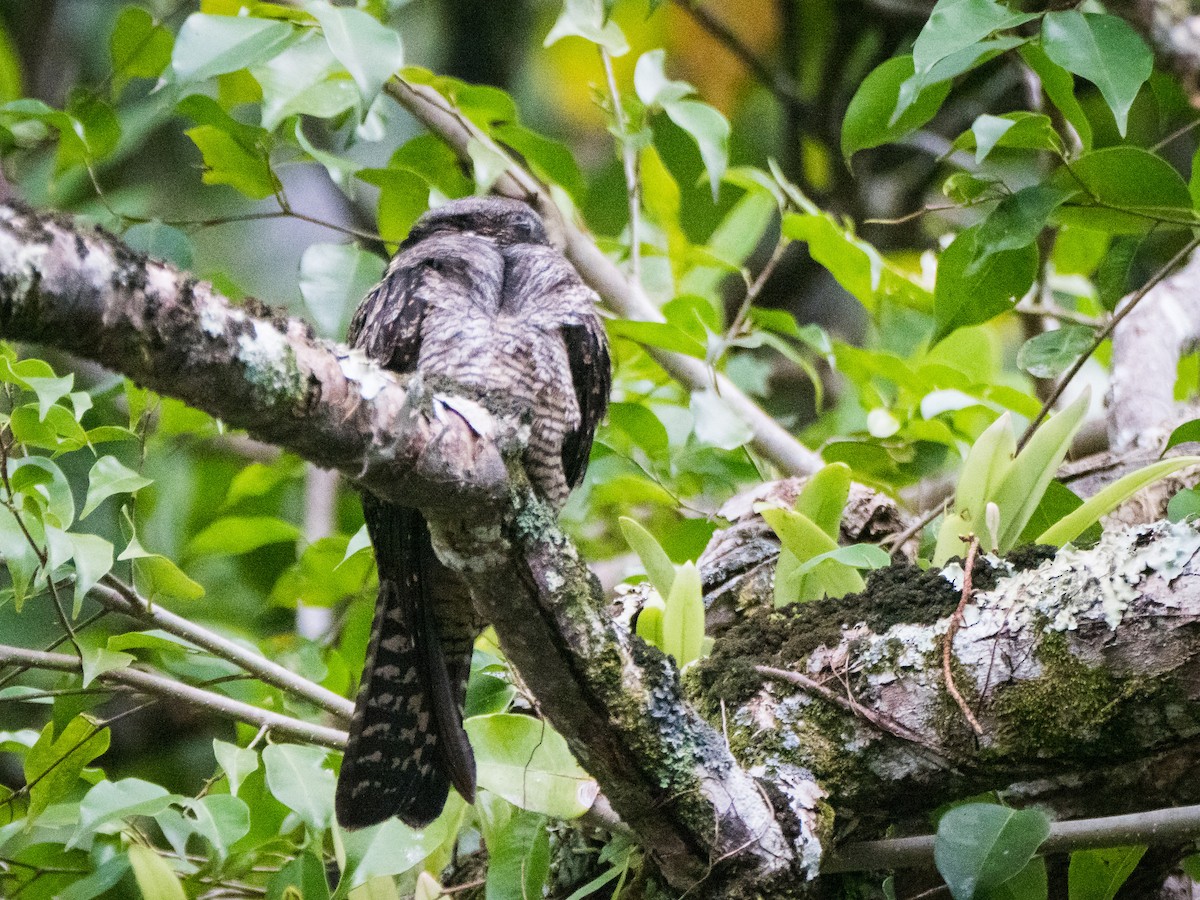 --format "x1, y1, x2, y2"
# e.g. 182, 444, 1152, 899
335, 196, 611, 830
